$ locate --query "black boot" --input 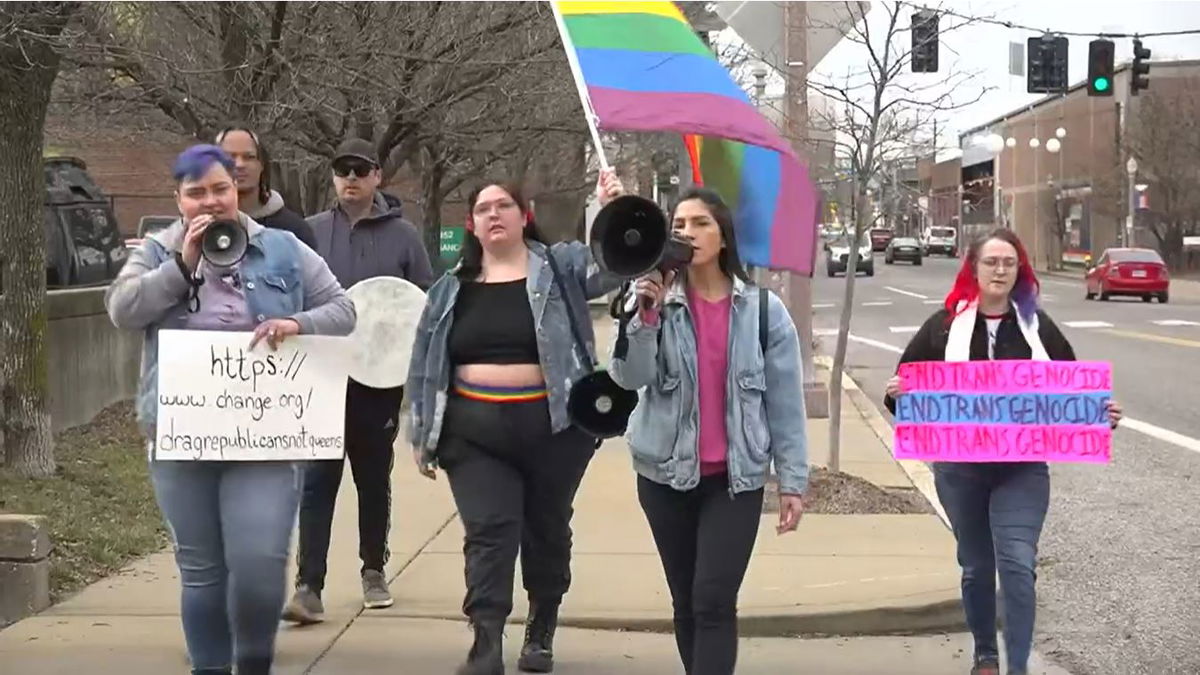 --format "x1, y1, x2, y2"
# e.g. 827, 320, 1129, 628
456, 619, 505, 675
516, 601, 559, 673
